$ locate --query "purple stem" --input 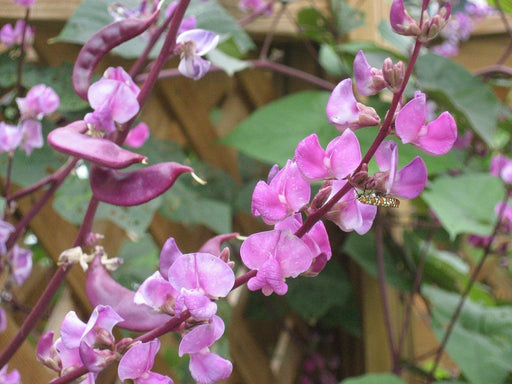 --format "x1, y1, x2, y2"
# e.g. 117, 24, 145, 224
374, 213, 400, 374
259, 2, 286, 60
426, 191, 512, 382
3, 154, 14, 220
